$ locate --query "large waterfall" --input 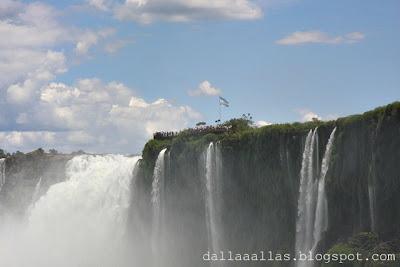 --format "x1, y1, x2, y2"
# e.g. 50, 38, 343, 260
205, 142, 223, 256
296, 127, 337, 266
152, 148, 167, 266
0, 158, 5, 193
0, 154, 140, 267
